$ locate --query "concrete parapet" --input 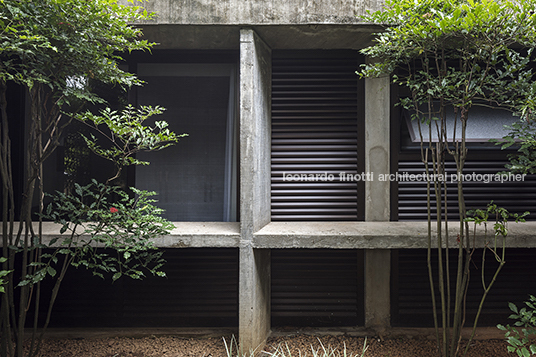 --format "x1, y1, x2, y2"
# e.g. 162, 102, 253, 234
120, 0, 383, 25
